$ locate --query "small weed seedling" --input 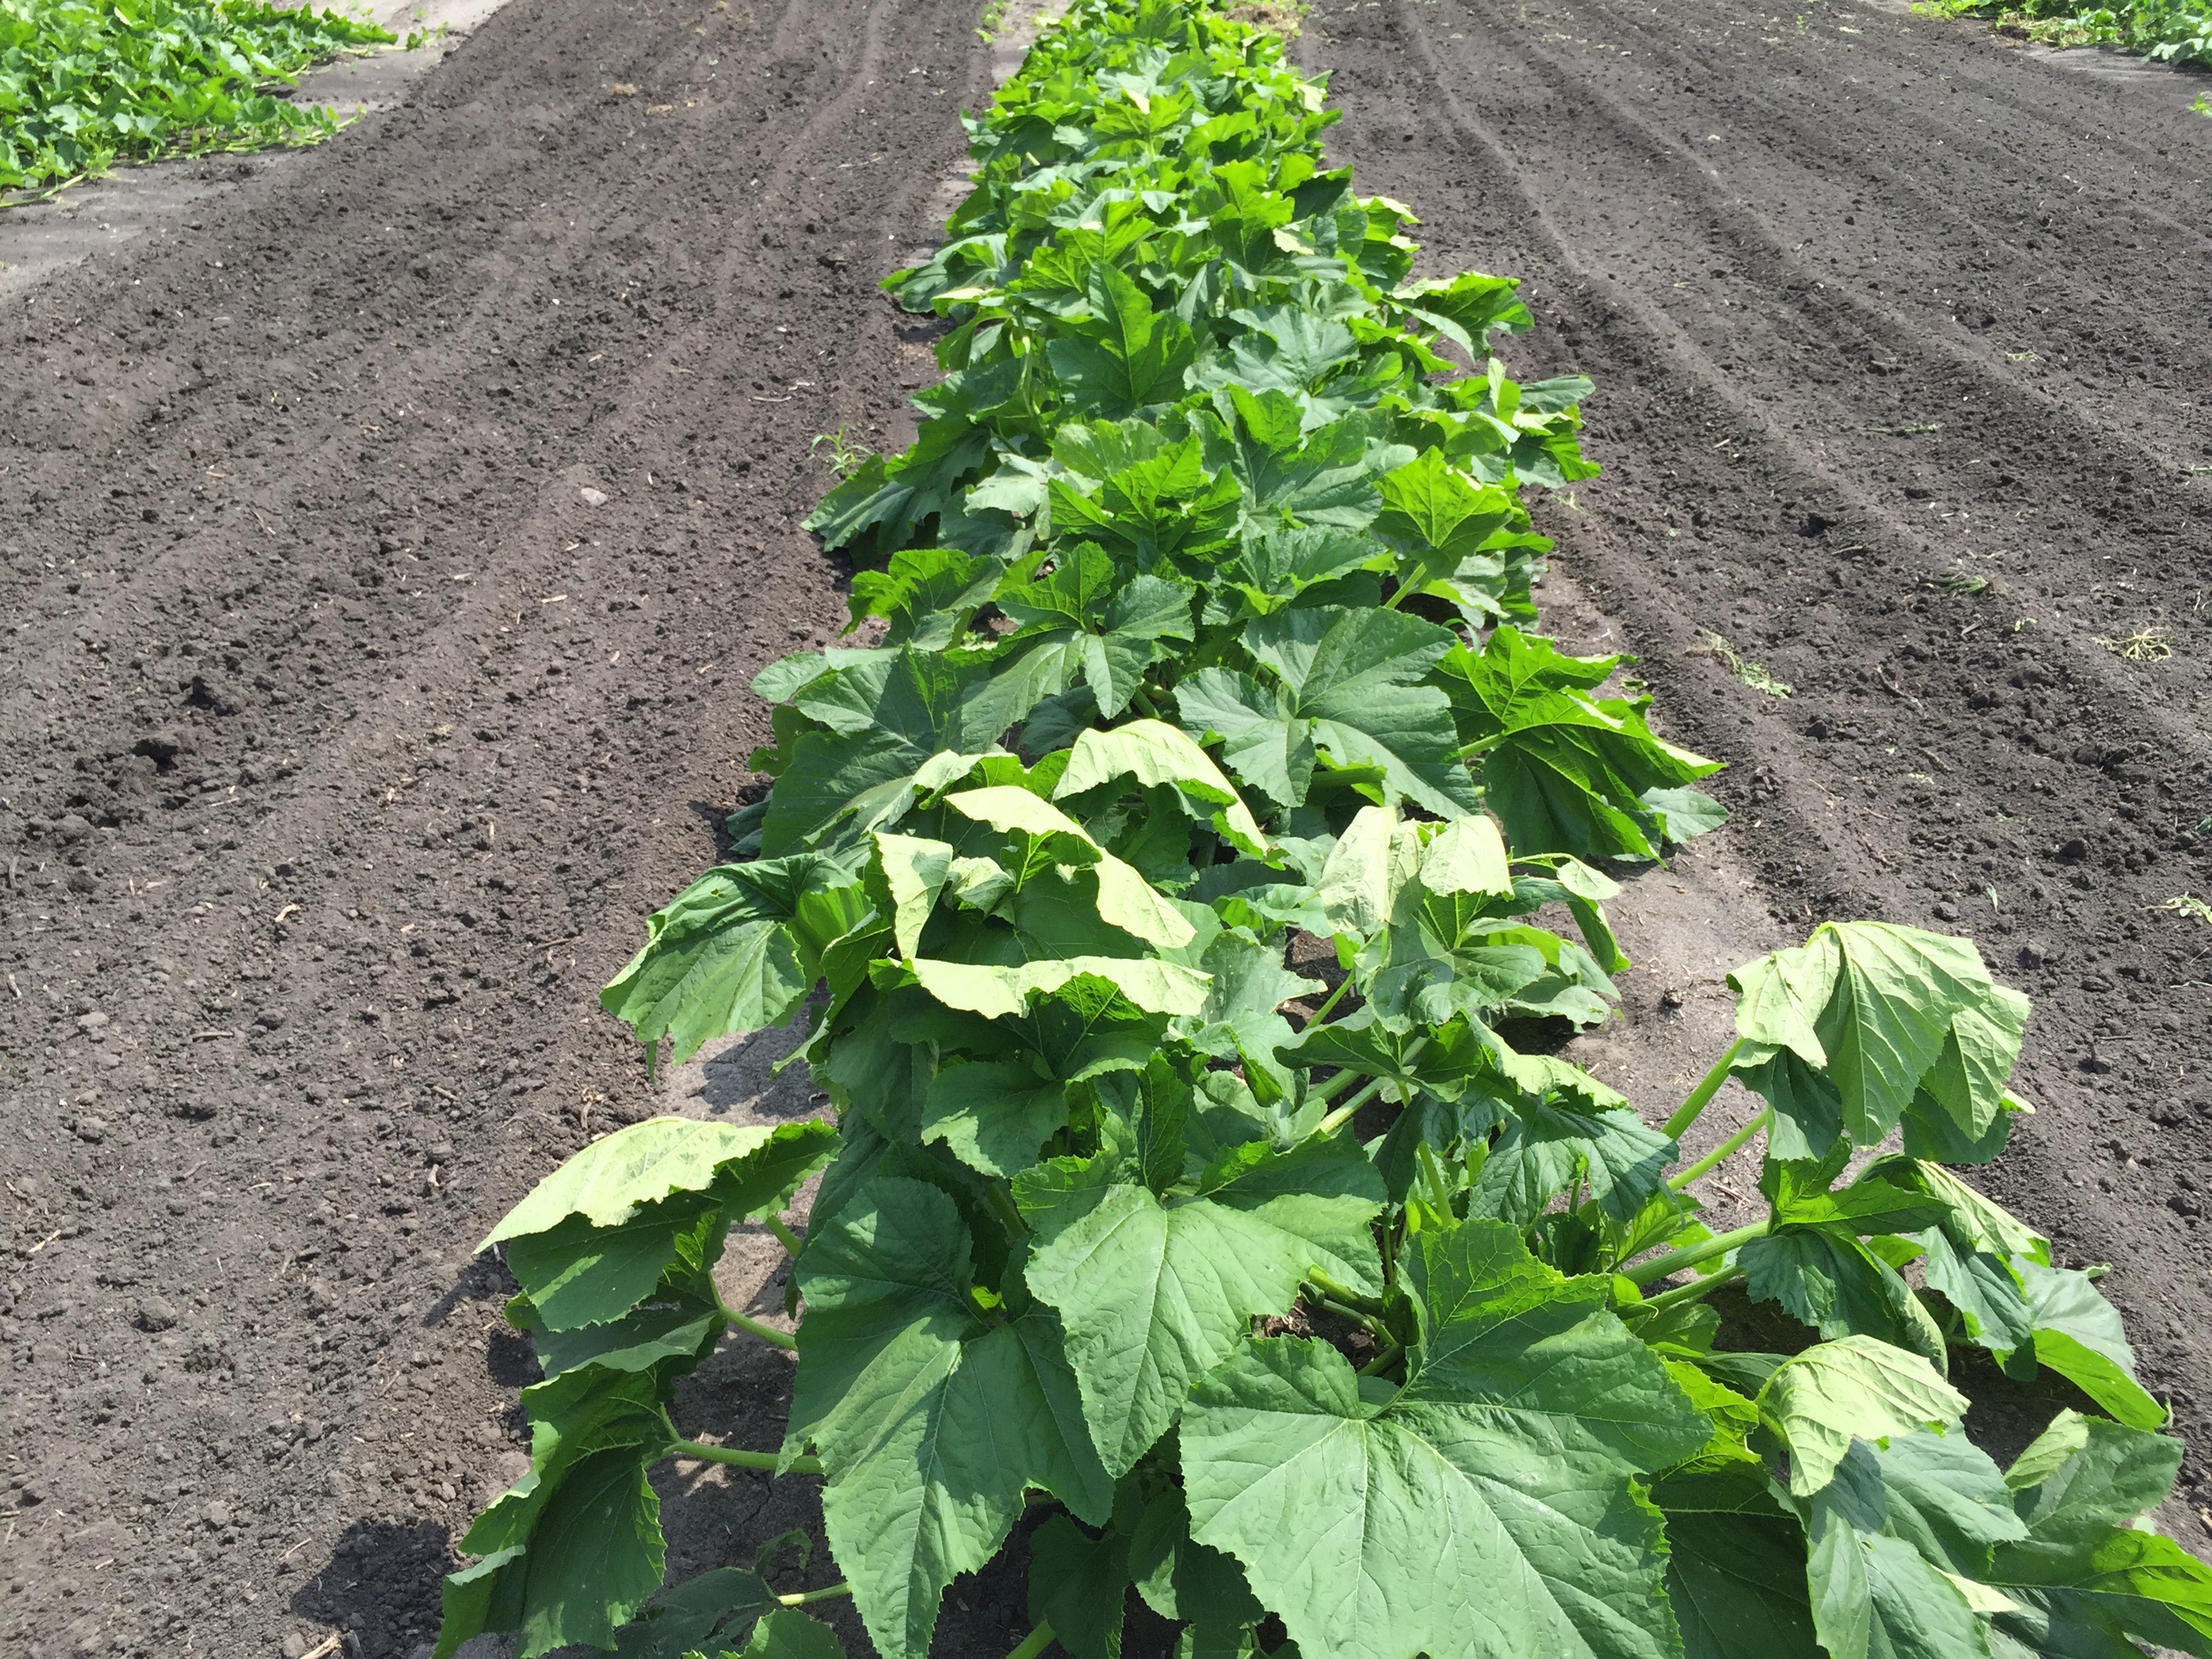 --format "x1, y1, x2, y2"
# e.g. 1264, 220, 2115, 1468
1702, 629, 1794, 696
807, 424, 873, 480
2097, 627, 2174, 661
